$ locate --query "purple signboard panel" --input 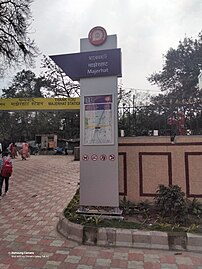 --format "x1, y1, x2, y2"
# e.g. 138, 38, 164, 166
84, 95, 112, 104
85, 104, 112, 111
50, 48, 121, 81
